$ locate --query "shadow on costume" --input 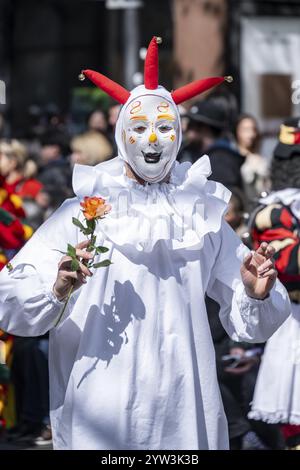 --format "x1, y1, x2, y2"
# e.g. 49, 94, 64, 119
58, 280, 146, 388
112, 239, 204, 284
